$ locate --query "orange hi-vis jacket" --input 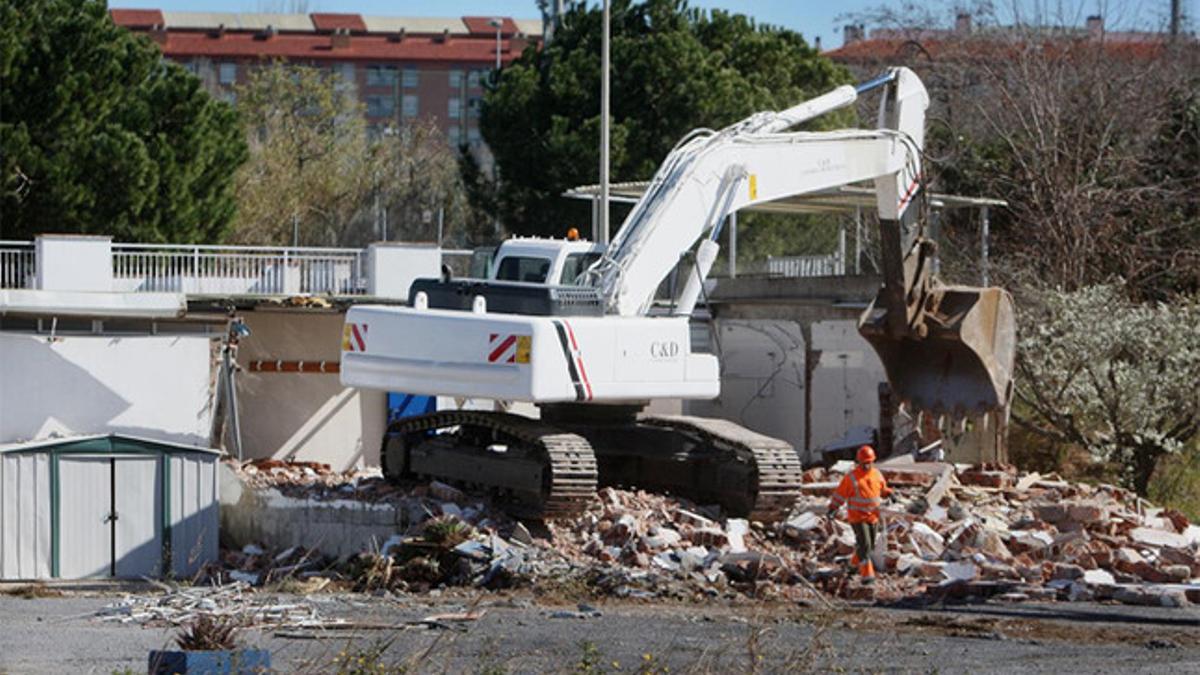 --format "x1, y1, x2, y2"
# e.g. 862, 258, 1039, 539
829, 465, 893, 524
